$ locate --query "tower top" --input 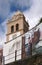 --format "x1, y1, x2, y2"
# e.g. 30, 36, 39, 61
8, 11, 25, 23
6, 10, 29, 42
14, 10, 23, 16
